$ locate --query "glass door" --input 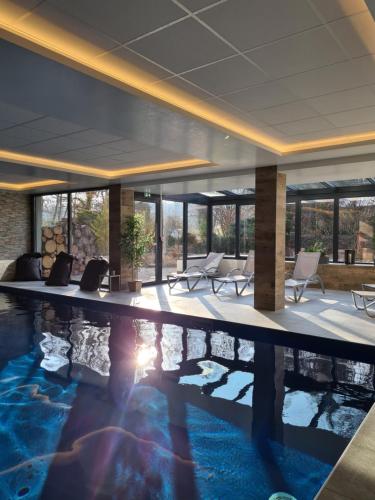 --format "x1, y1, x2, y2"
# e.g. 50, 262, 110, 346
161, 200, 183, 280
135, 200, 157, 283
